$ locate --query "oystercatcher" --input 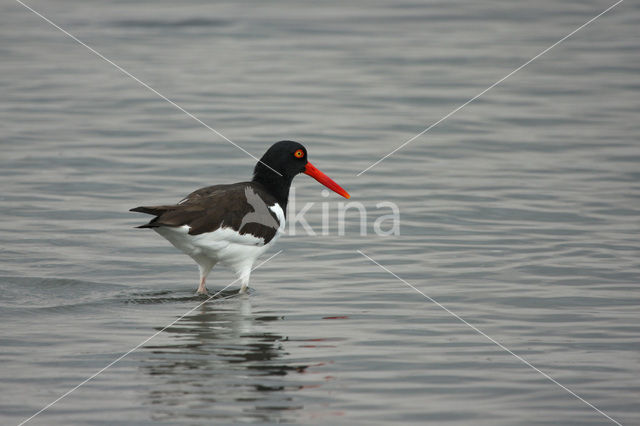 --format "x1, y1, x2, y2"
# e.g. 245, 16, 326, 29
130, 141, 350, 294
